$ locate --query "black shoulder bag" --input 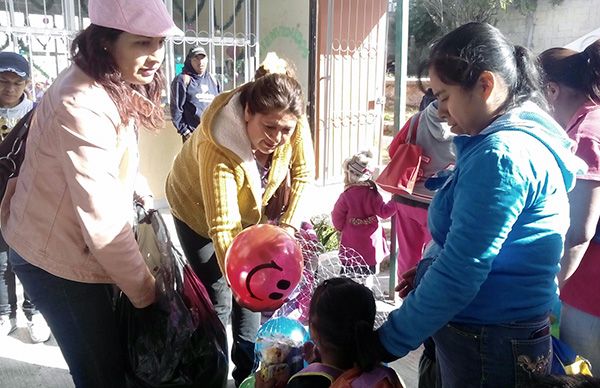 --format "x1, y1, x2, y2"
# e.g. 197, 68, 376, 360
0, 108, 35, 200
